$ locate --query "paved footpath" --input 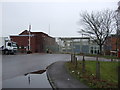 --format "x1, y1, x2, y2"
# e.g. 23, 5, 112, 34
46, 61, 91, 89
